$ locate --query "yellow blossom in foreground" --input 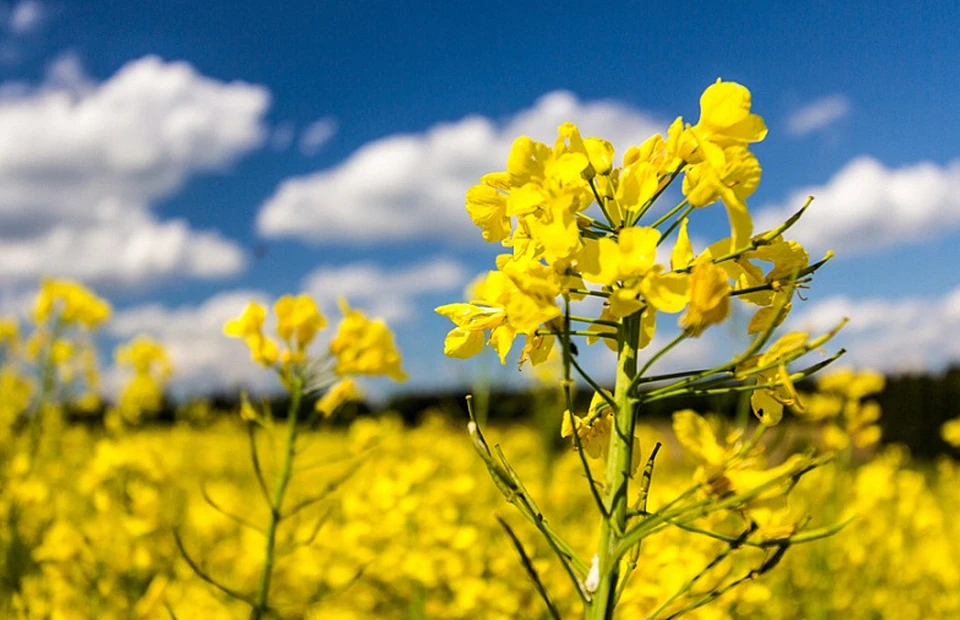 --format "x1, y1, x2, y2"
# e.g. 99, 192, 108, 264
330, 300, 407, 381
679, 261, 731, 336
